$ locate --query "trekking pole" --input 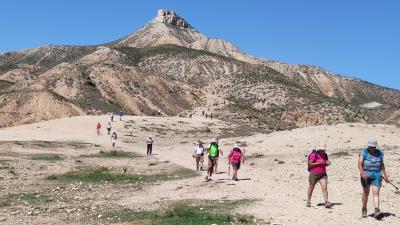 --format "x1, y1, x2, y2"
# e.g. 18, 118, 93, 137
228, 164, 231, 177
388, 181, 399, 190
